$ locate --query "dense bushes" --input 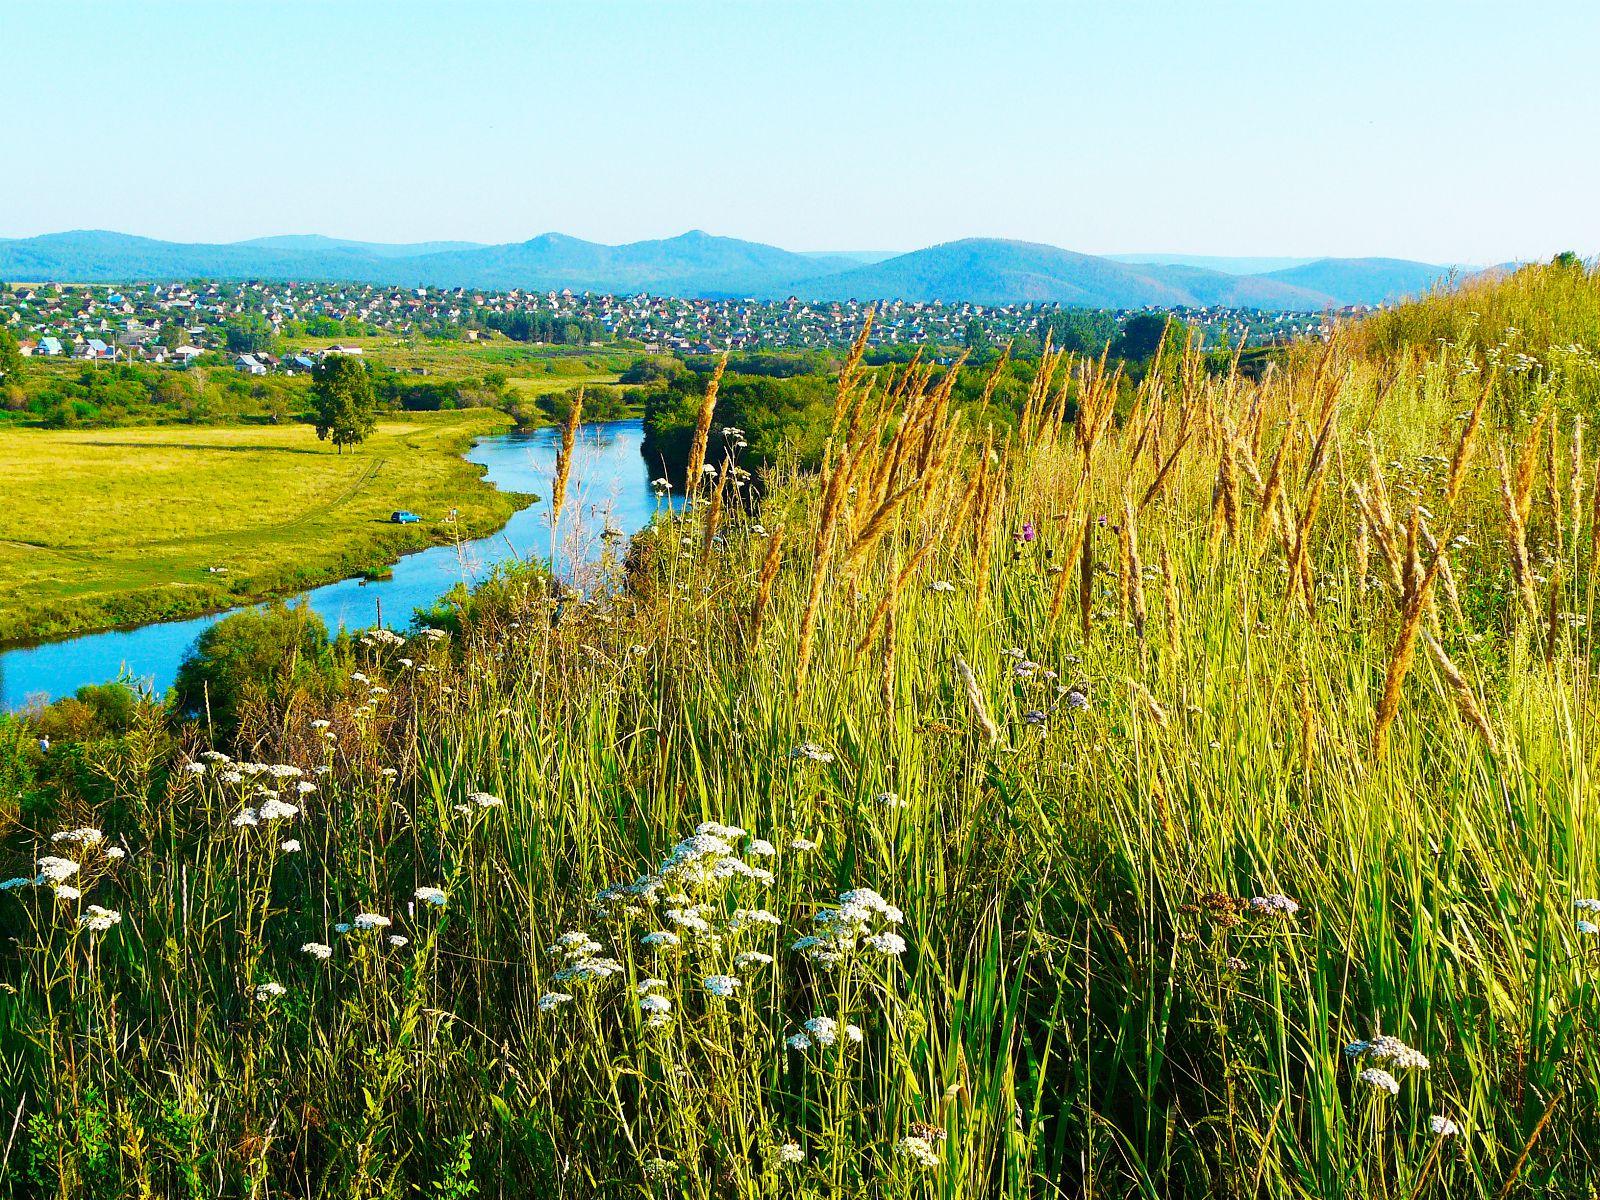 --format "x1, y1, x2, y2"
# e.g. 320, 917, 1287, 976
171, 602, 341, 737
